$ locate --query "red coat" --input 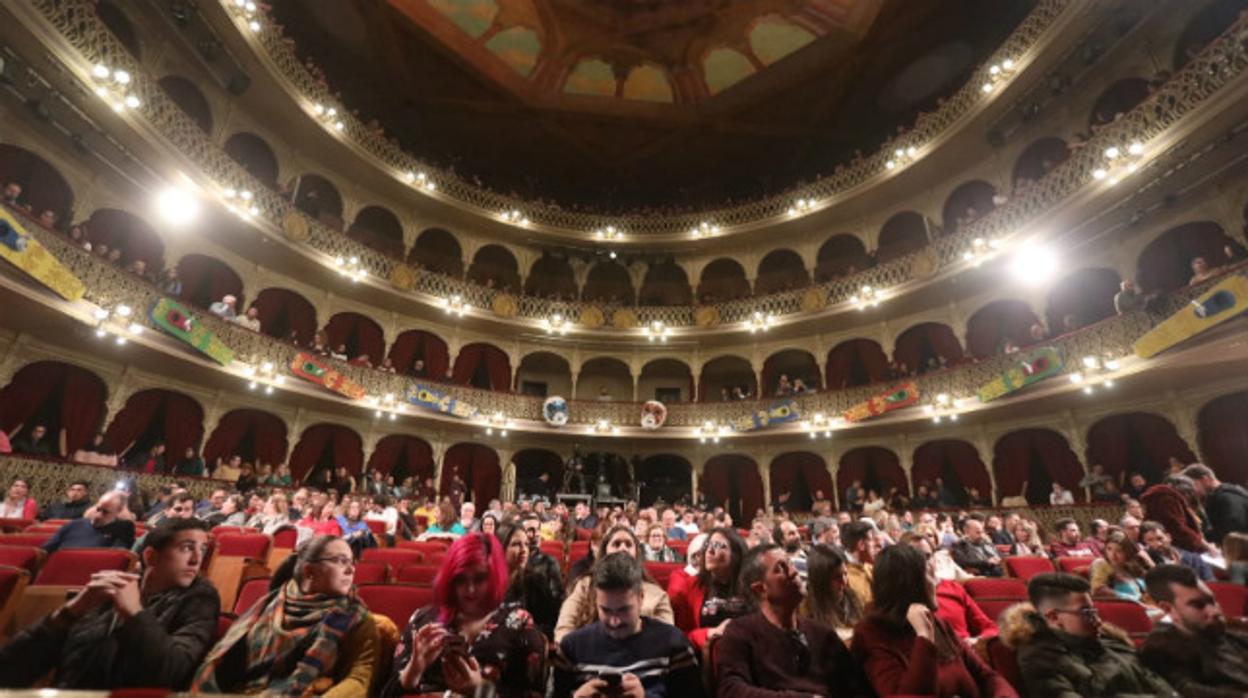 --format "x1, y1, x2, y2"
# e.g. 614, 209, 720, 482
1142, 484, 1207, 552
667, 571, 713, 651
851, 615, 1017, 698
935, 580, 997, 640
